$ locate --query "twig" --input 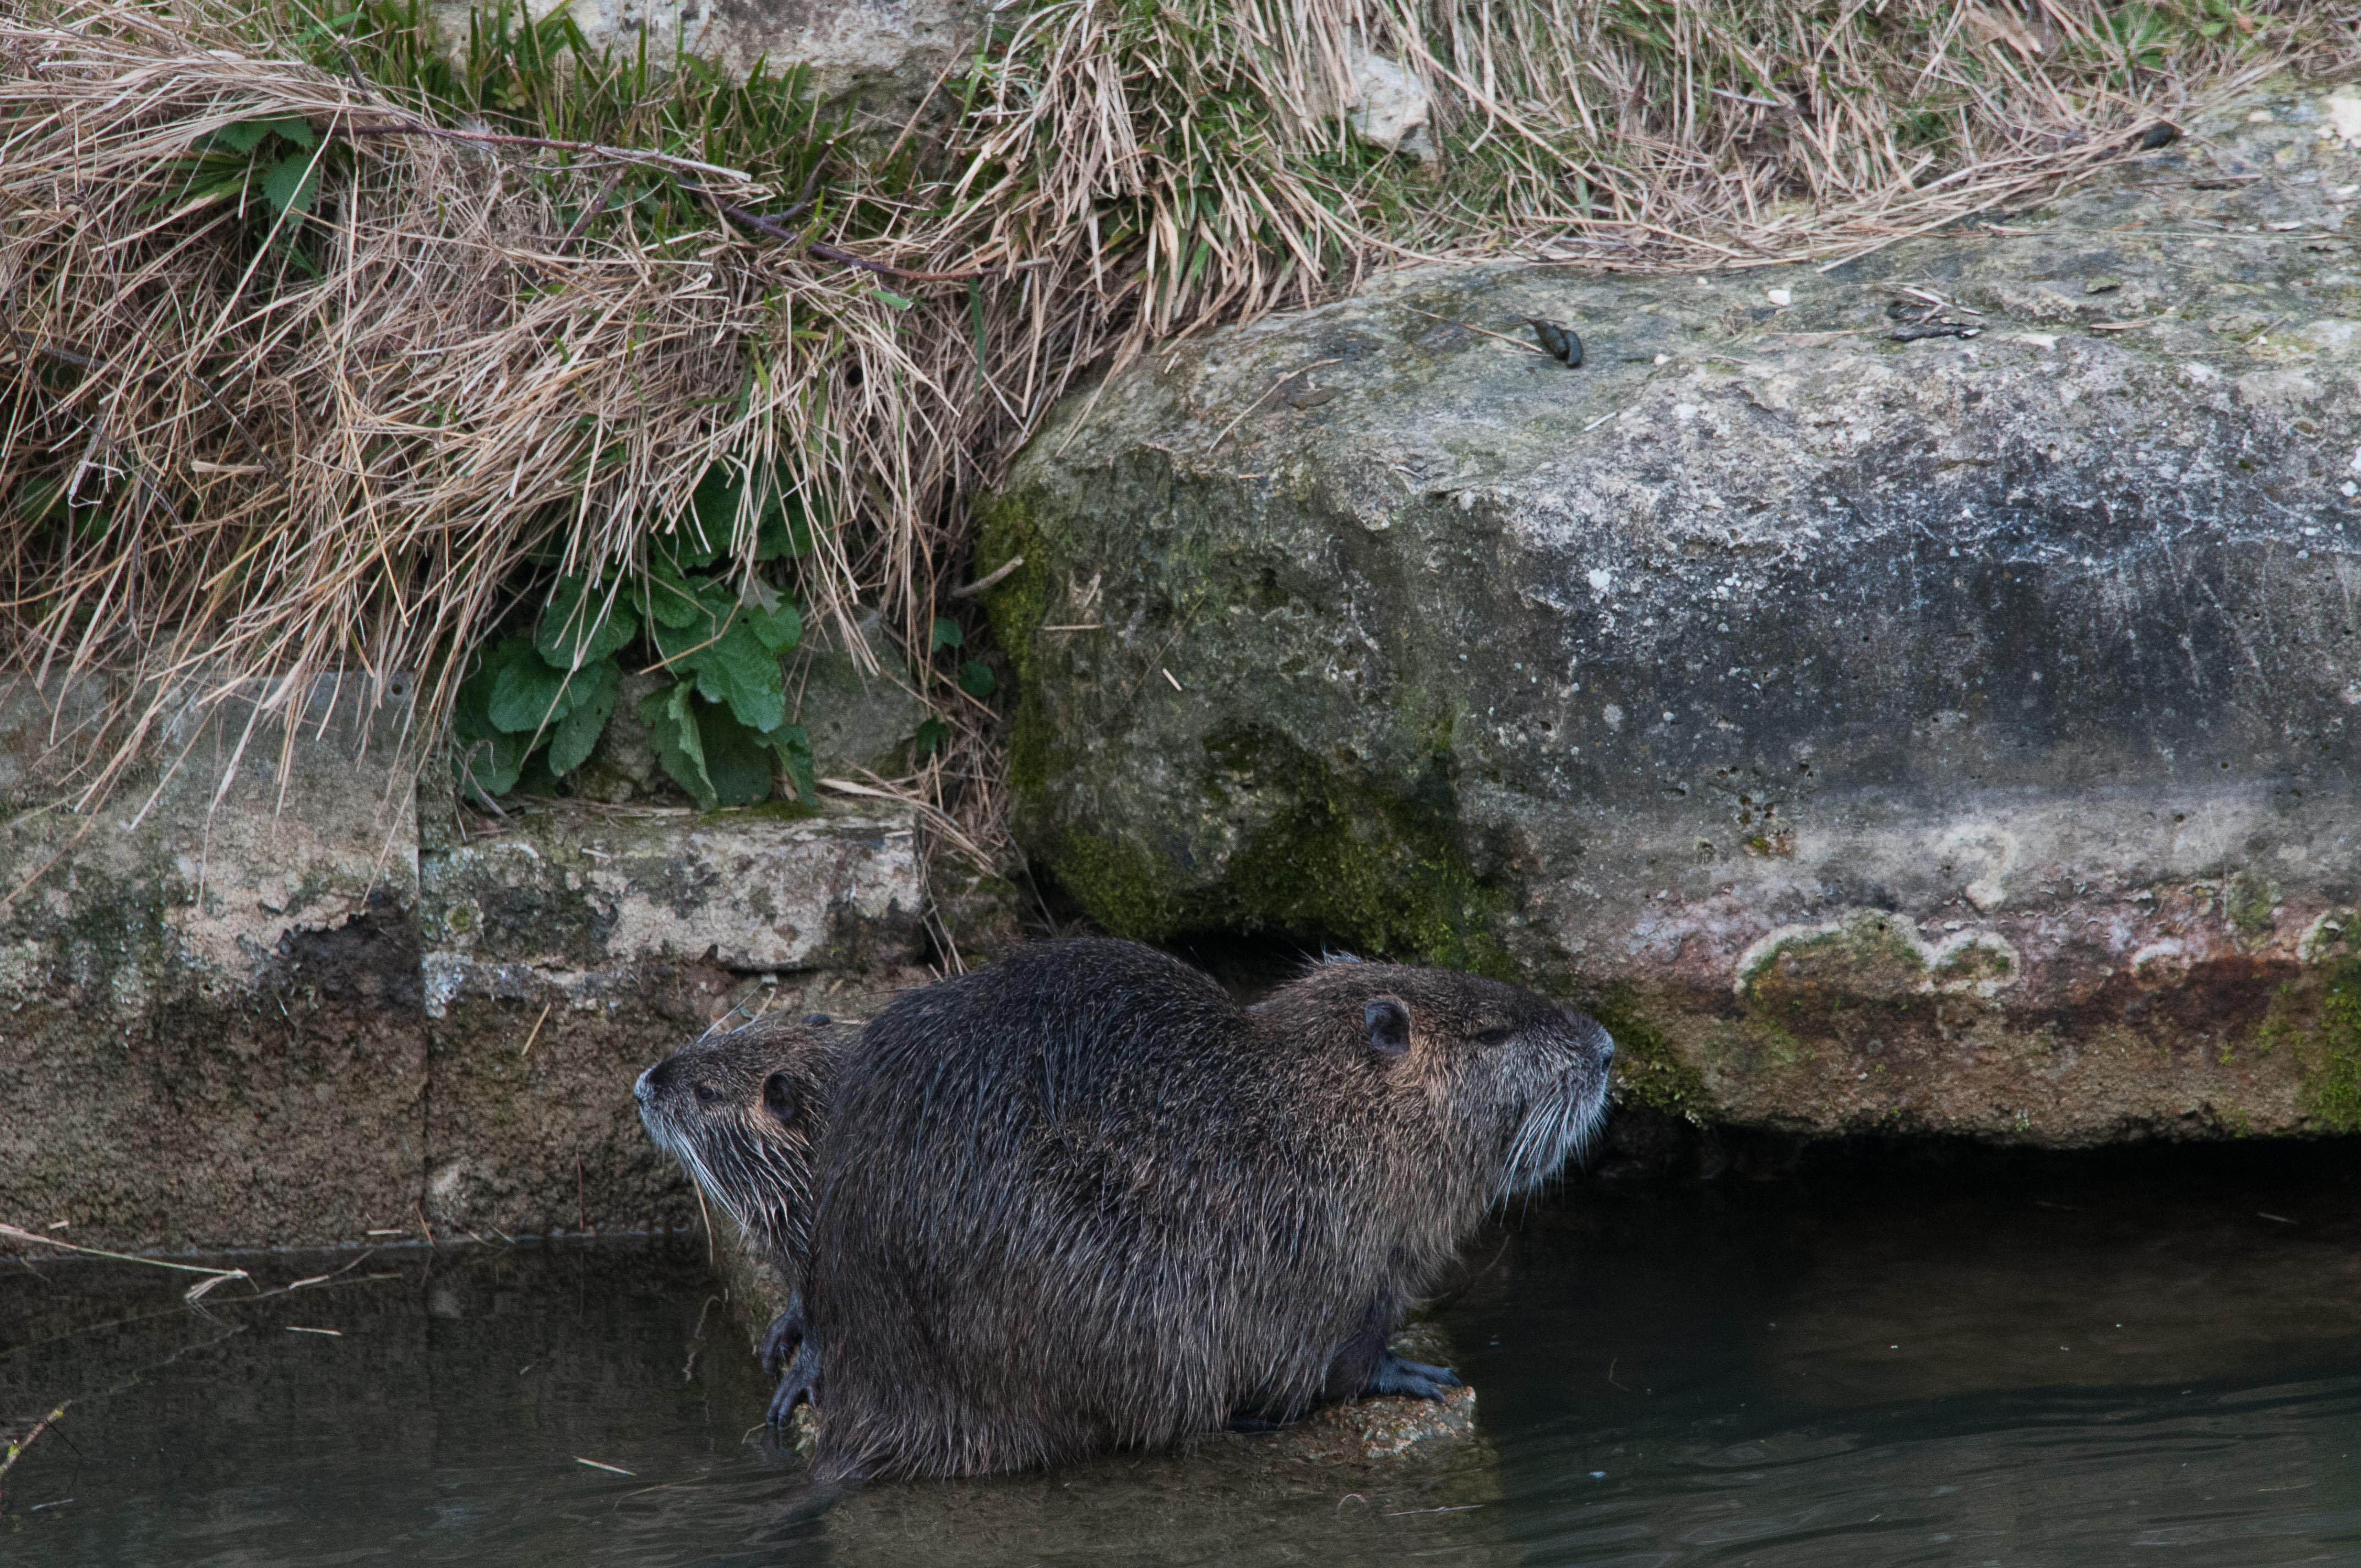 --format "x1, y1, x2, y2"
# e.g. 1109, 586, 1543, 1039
1401, 306, 1554, 356
0, 1223, 252, 1301
553, 168, 628, 257
949, 556, 1024, 598
338, 119, 755, 184
1206, 358, 1341, 451
0, 1402, 68, 1495
518, 999, 553, 1057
